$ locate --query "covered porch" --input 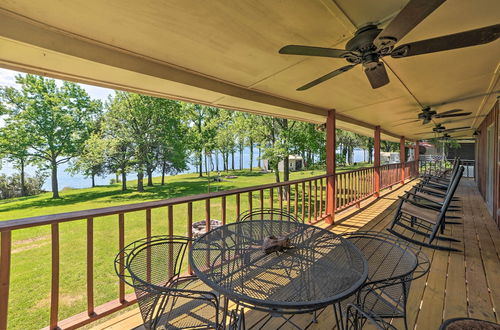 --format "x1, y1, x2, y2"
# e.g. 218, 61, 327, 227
0, 0, 499, 329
